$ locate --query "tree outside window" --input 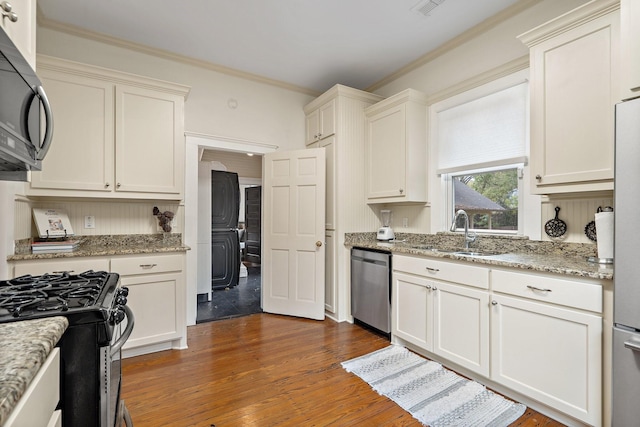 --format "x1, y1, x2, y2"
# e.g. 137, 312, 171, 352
452, 168, 518, 232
